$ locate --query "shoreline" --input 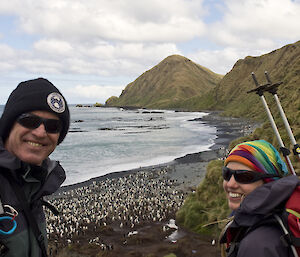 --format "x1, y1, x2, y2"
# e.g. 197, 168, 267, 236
58, 111, 258, 193
47, 111, 258, 257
